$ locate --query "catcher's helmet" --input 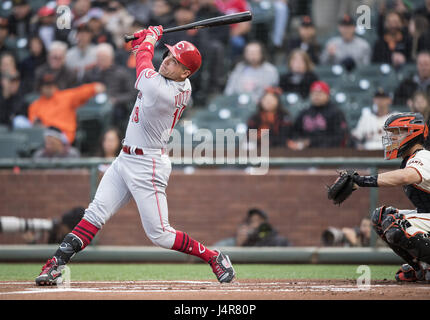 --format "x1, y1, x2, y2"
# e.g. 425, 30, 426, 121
382, 112, 428, 160
163, 41, 202, 76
